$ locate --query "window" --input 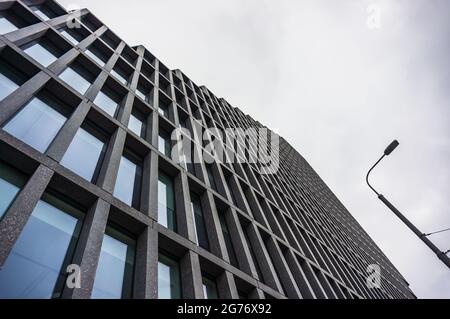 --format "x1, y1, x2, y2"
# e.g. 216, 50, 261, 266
121, 46, 137, 66
158, 104, 169, 118
226, 178, 238, 206
60, 126, 106, 181
3, 95, 68, 152
202, 275, 218, 299
111, 69, 128, 86
59, 65, 92, 95
85, 46, 108, 67
263, 239, 285, 295
135, 79, 153, 104
141, 62, 155, 82
206, 165, 217, 191
243, 229, 264, 281
113, 154, 141, 209
190, 193, 209, 250
91, 226, 135, 299
0, 193, 83, 298
158, 94, 171, 119
136, 88, 146, 102
81, 14, 101, 33
93, 90, 118, 117
31, 7, 50, 20
219, 213, 238, 268
158, 253, 181, 299
59, 29, 80, 45
158, 171, 176, 231
23, 41, 58, 67
100, 30, 120, 50
0, 162, 27, 220
128, 112, 144, 137
185, 145, 195, 175
158, 129, 171, 157
0, 16, 18, 34
0, 59, 23, 101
